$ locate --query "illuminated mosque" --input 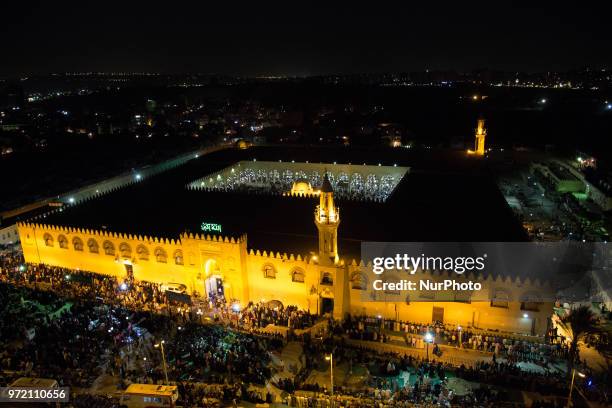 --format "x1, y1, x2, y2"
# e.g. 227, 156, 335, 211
17, 148, 554, 336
